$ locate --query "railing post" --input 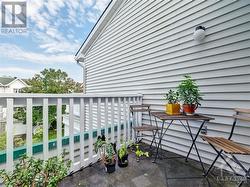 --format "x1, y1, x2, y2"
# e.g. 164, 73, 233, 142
26, 98, 33, 157
117, 97, 121, 147
43, 98, 49, 160
6, 98, 14, 171
97, 98, 101, 137
88, 98, 93, 163
69, 98, 74, 171
127, 97, 131, 142
111, 98, 115, 142
123, 97, 127, 142
105, 98, 109, 139
57, 98, 62, 157
80, 98, 85, 167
